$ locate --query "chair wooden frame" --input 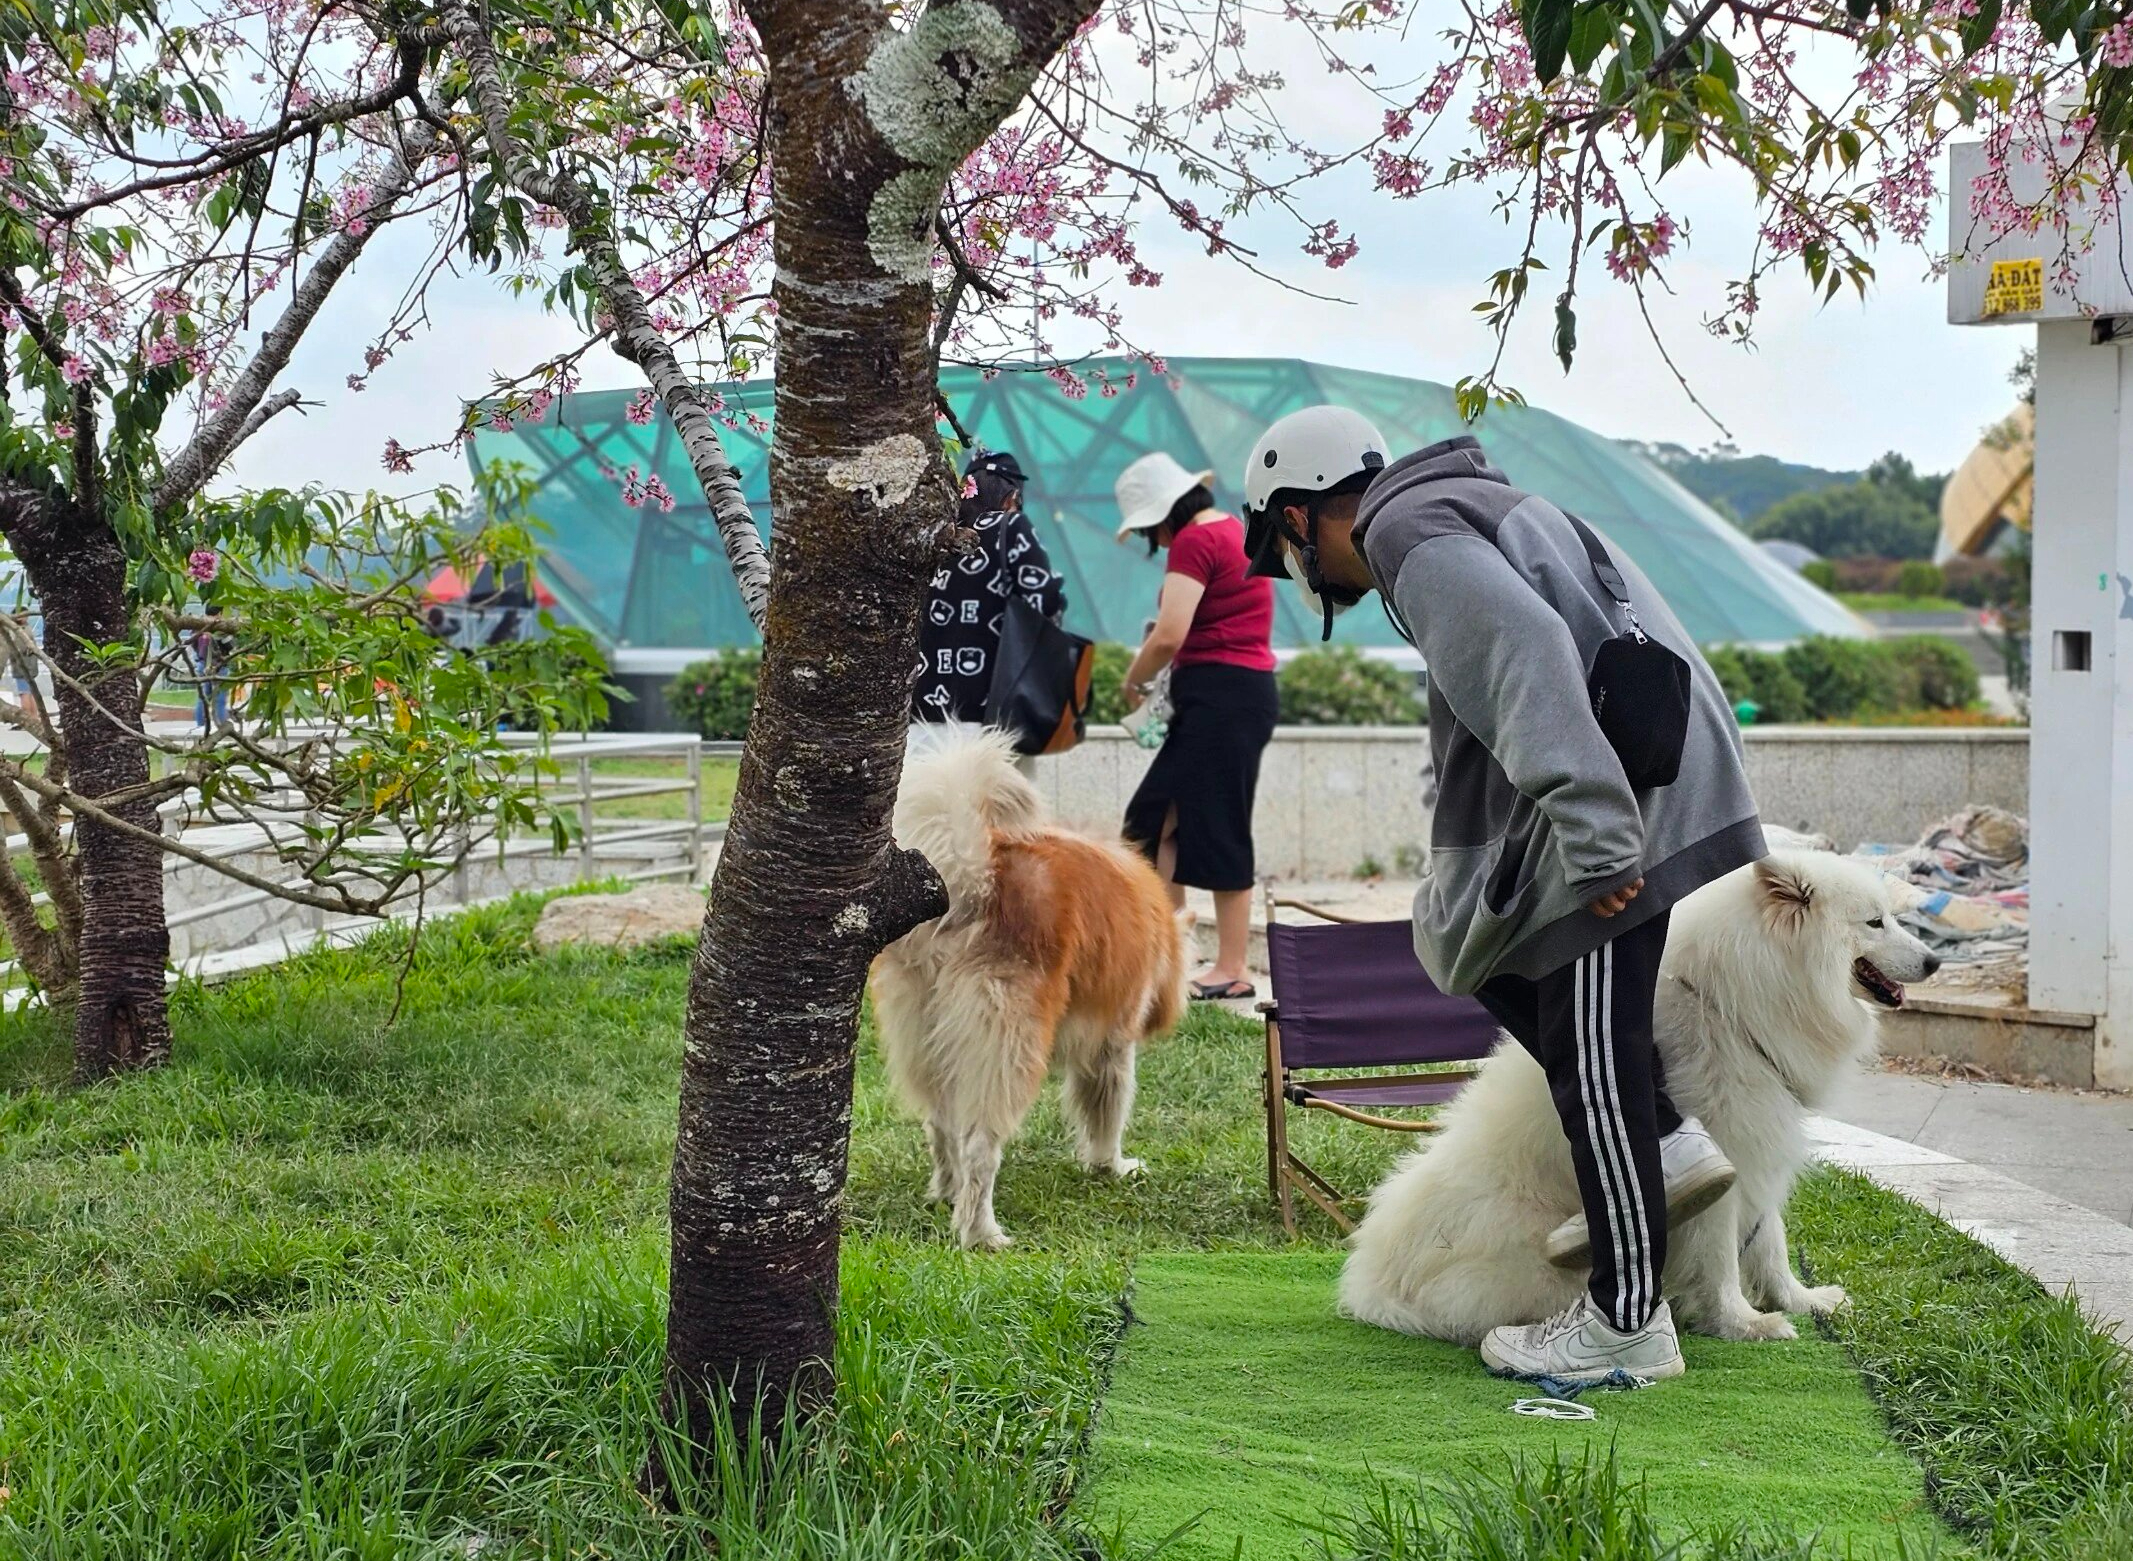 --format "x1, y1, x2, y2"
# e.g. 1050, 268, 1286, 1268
1260, 889, 1480, 1236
